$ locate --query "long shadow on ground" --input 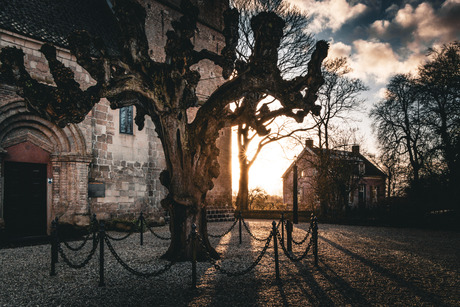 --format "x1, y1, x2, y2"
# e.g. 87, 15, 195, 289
319, 235, 448, 306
